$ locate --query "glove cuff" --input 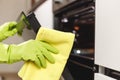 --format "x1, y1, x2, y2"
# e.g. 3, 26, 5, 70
0, 43, 9, 63
0, 32, 7, 41
7, 44, 21, 64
